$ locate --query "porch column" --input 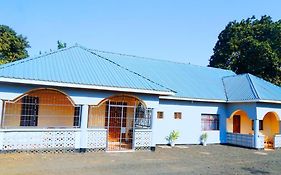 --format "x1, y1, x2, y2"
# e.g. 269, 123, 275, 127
80, 104, 89, 152
0, 100, 3, 150
279, 121, 281, 134
150, 108, 156, 151
0, 100, 3, 127
254, 119, 260, 149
